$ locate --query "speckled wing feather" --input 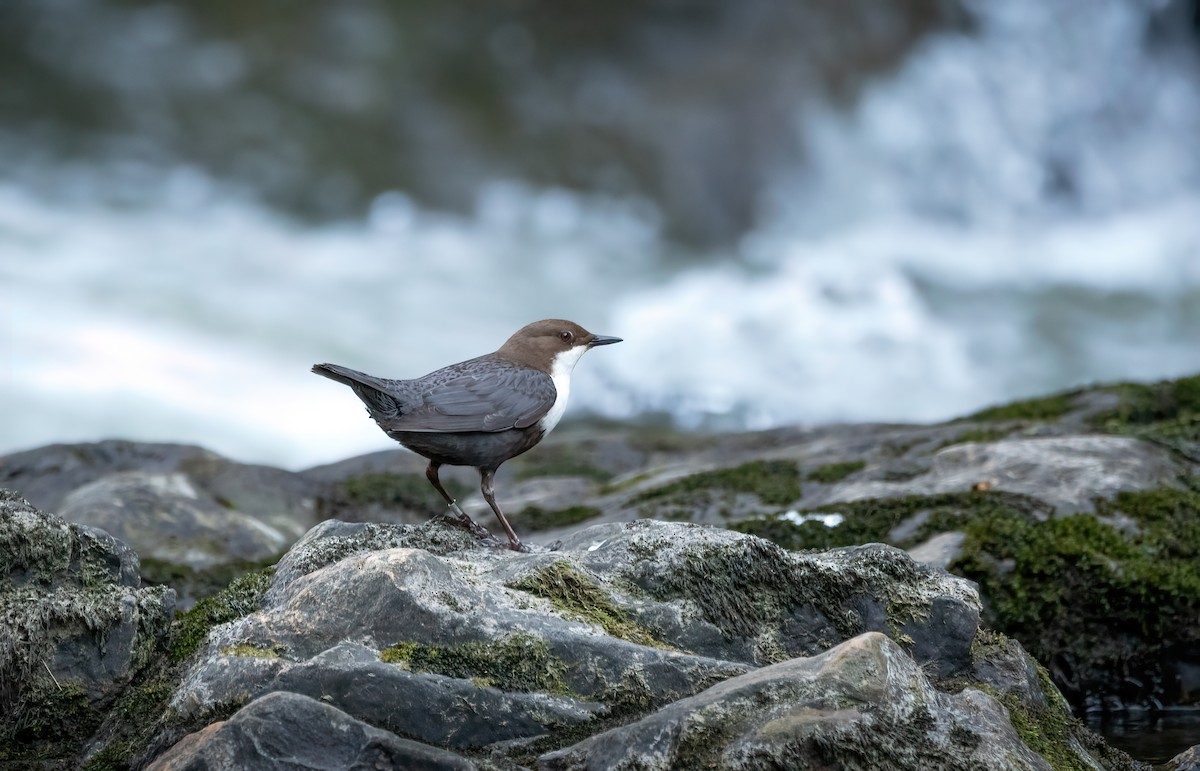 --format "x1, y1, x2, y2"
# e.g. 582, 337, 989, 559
380, 356, 557, 433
